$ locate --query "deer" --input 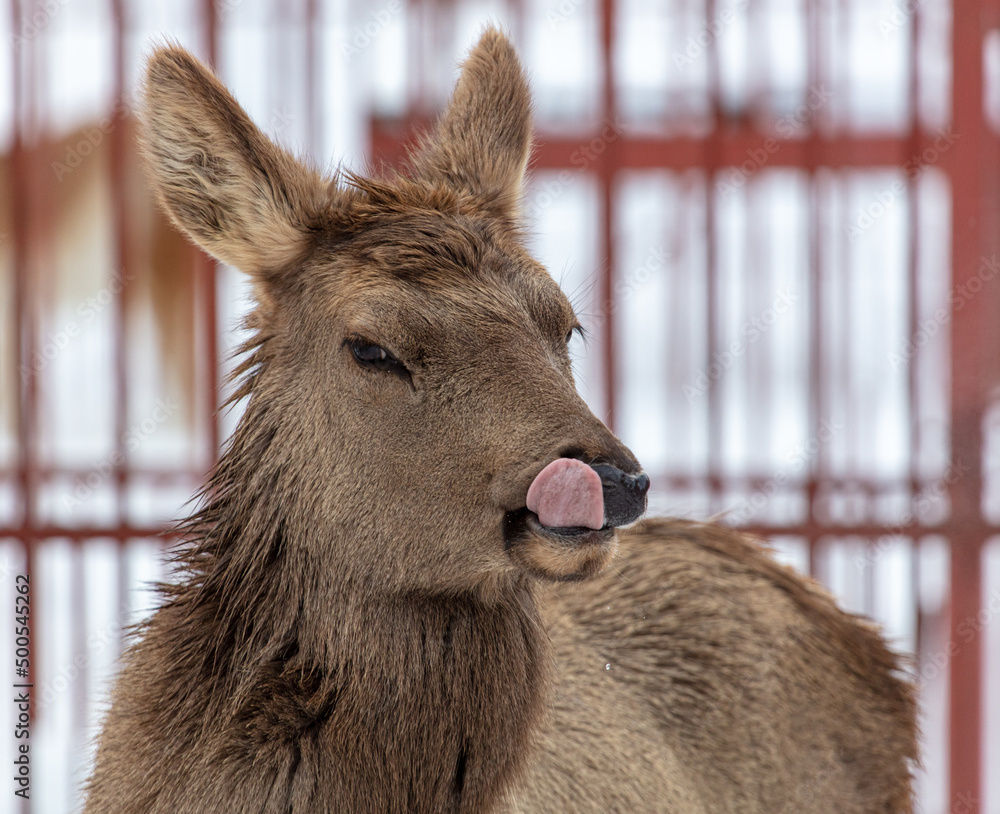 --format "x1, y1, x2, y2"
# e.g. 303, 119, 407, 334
84, 28, 918, 814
